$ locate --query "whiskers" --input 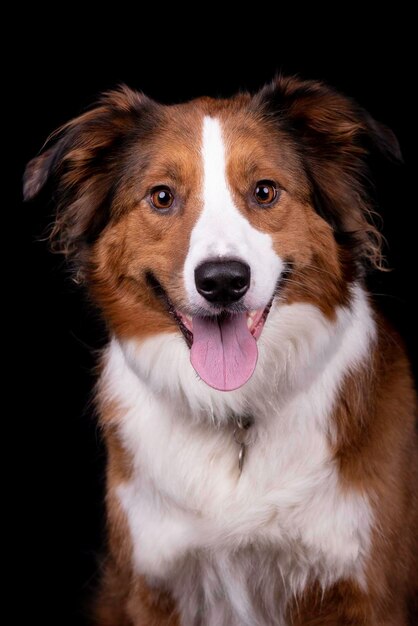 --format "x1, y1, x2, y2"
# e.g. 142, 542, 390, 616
279, 261, 340, 303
